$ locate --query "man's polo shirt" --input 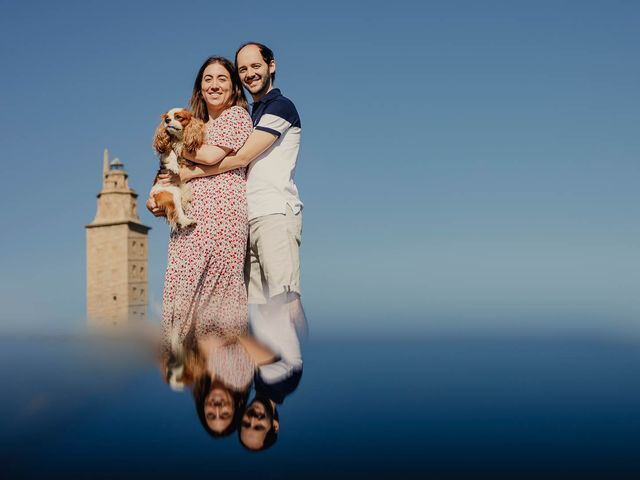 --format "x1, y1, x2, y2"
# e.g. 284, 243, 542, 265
247, 88, 303, 221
